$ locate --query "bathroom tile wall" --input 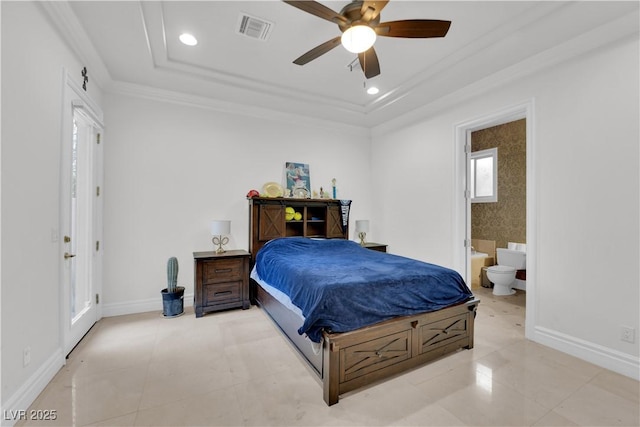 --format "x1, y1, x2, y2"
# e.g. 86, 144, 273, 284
471, 119, 526, 251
